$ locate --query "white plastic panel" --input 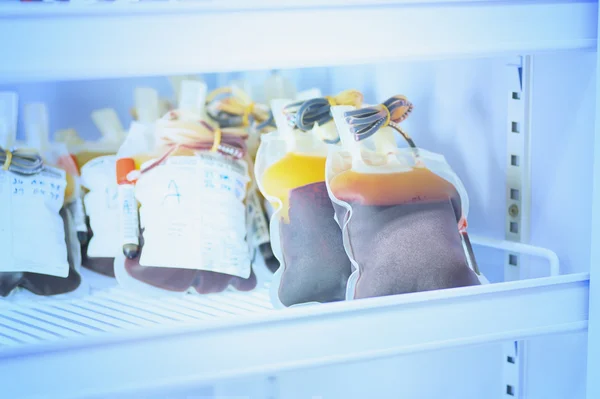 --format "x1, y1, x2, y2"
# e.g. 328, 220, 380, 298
0, 0, 596, 83
527, 332, 589, 399
526, 52, 596, 399
276, 345, 503, 399
587, 4, 600, 398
